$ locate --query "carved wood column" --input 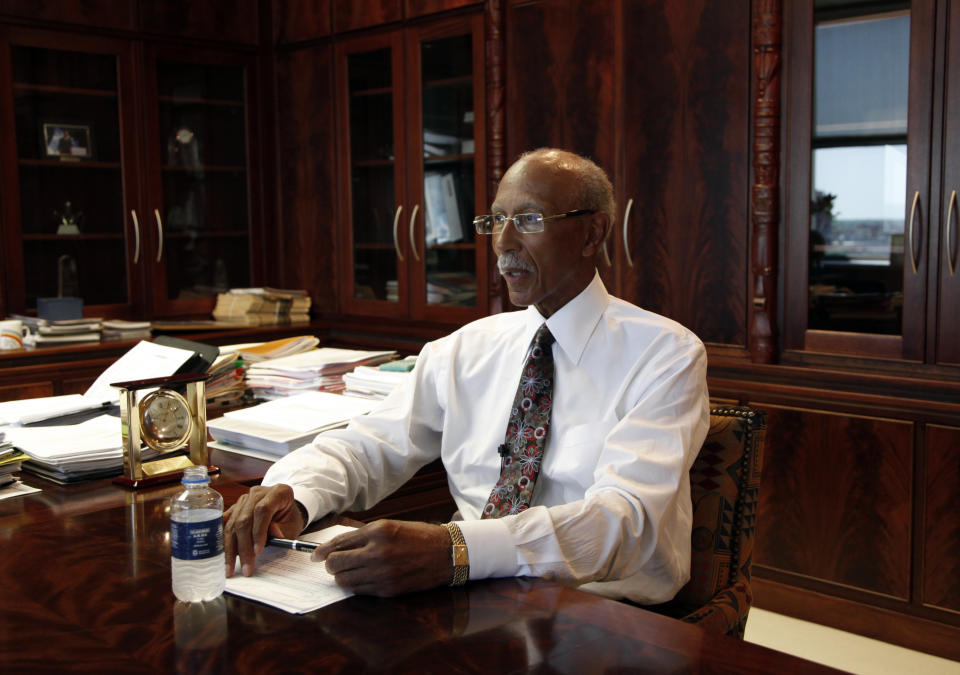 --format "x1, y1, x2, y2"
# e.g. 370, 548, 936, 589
750, 0, 782, 363
485, 0, 506, 313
